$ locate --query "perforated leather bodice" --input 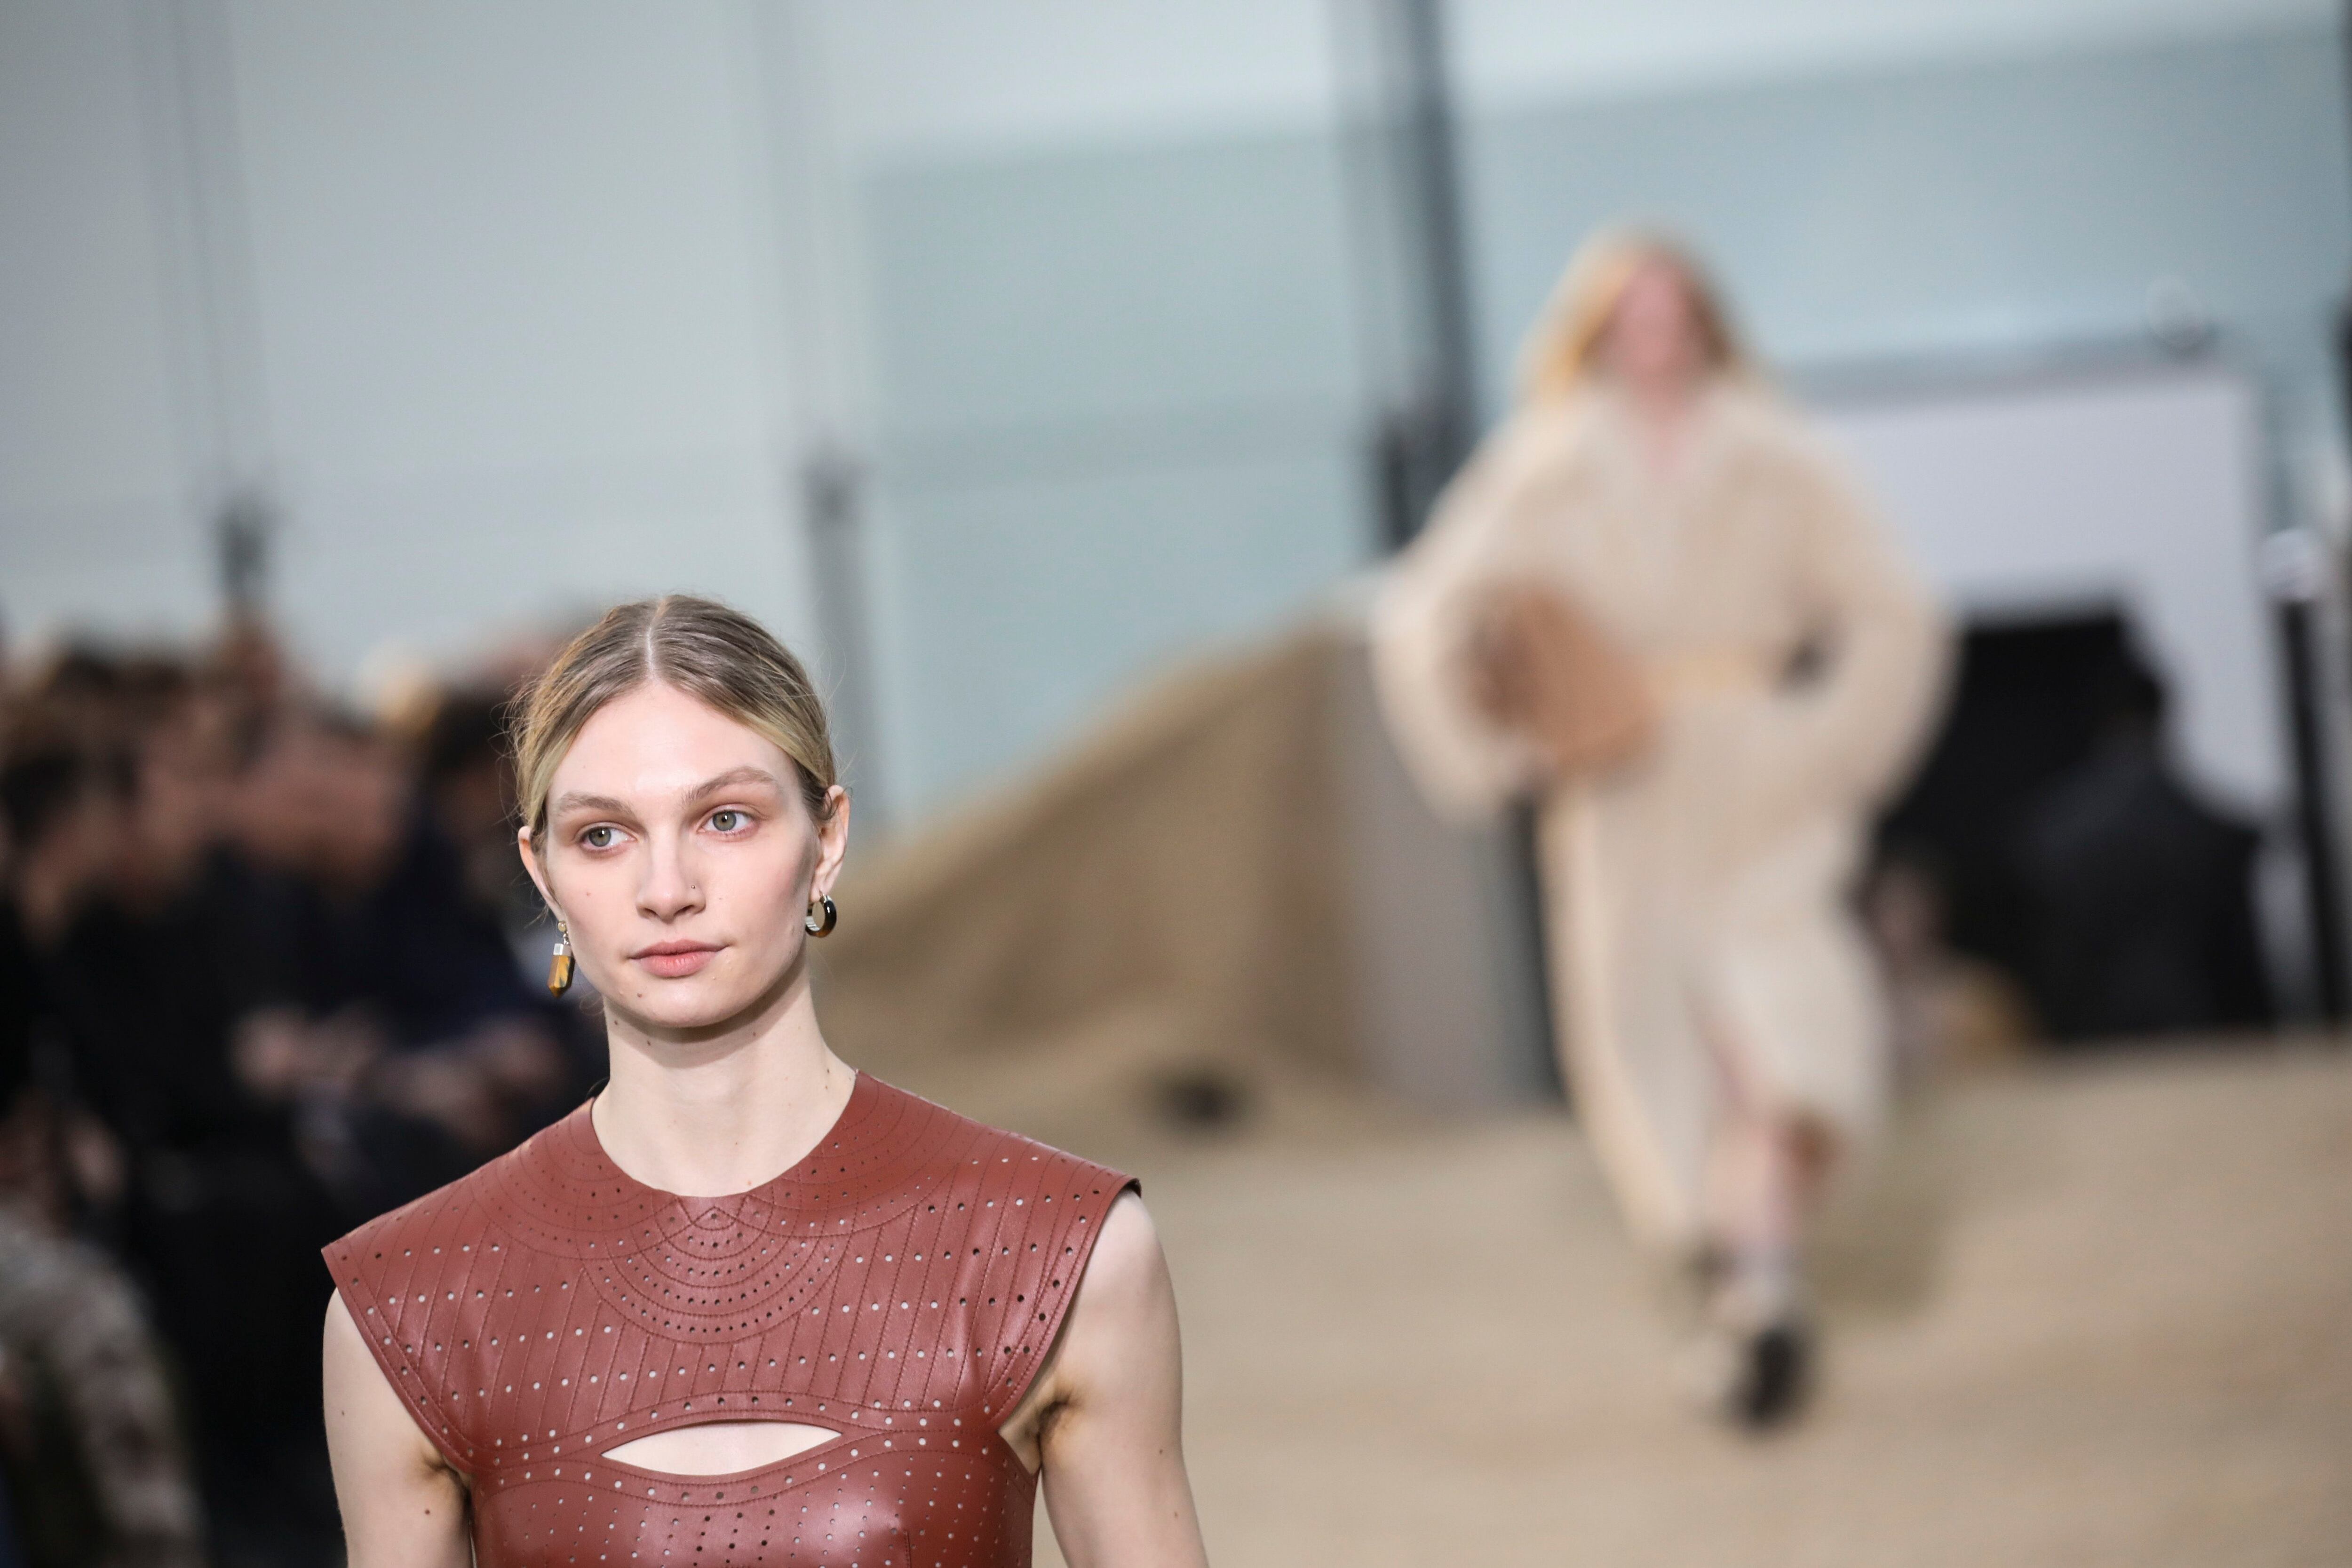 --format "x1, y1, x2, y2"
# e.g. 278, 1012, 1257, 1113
326, 1074, 1133, 1567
